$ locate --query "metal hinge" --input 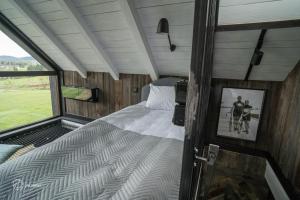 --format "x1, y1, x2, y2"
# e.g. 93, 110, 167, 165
194, 144, 219, 167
